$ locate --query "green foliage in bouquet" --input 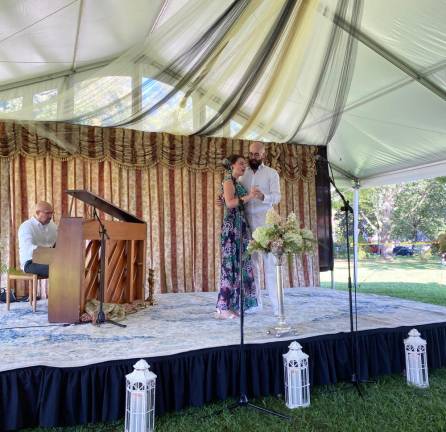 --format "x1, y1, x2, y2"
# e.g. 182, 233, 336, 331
247, 209, 316, 256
